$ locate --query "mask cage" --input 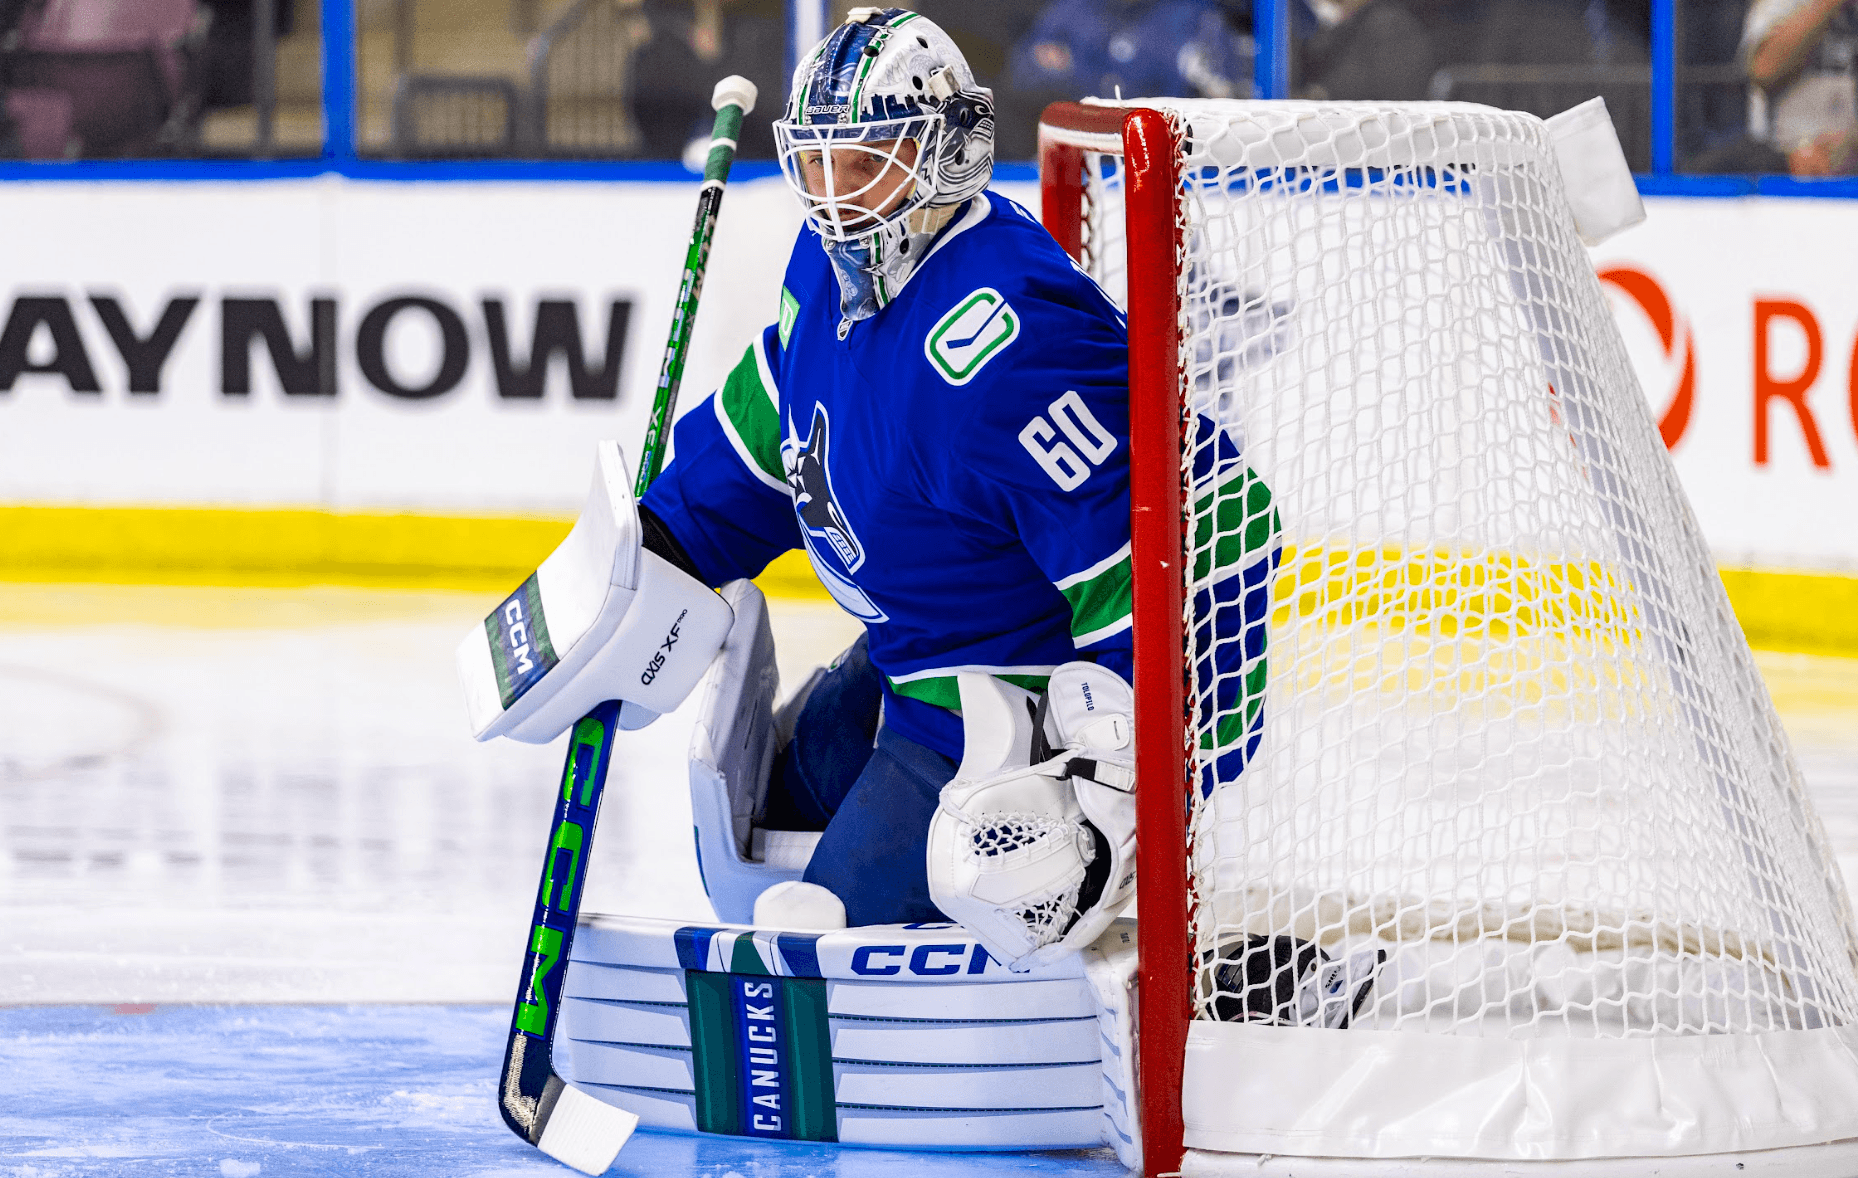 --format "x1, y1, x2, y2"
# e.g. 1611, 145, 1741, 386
775, 115, 946, 242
